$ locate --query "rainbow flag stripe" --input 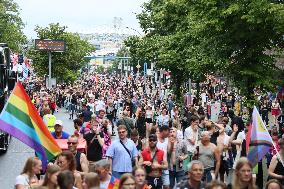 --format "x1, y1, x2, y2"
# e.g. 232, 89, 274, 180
0, 82, 61, 167
247, 106, 273, 167
108, 175, 119, 189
